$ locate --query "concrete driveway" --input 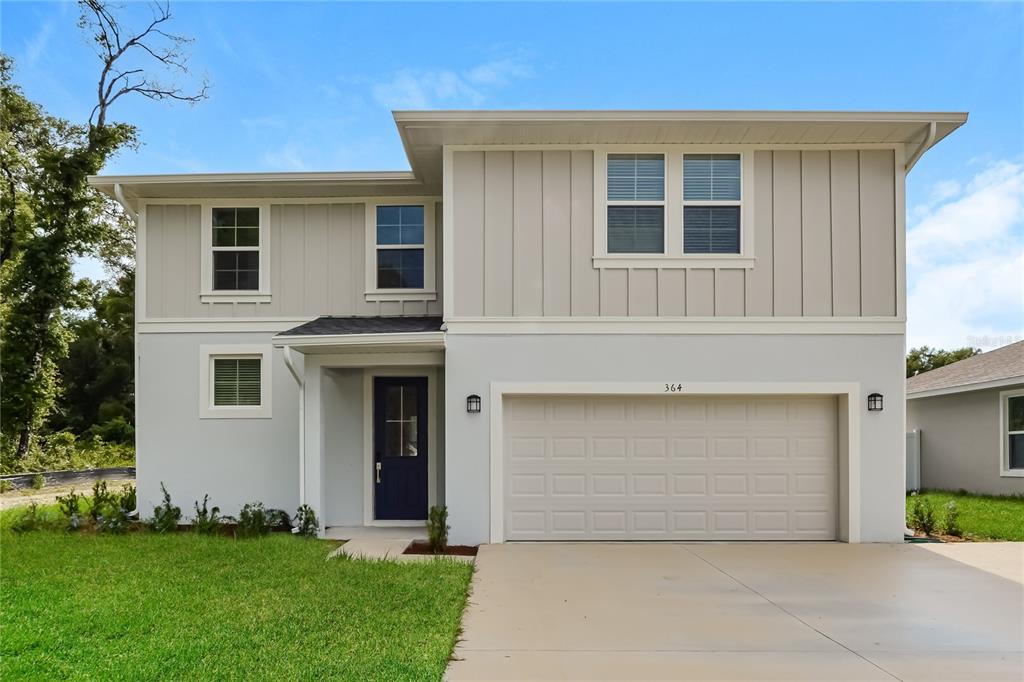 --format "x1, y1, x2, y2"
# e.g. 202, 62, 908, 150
447, 543, 1023, 681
